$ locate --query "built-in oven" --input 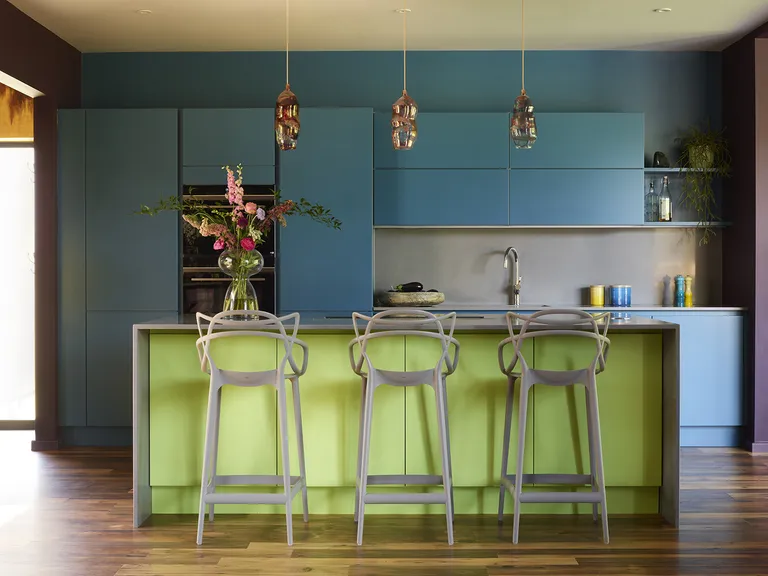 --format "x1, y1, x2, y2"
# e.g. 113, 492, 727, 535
181, 184, 276, 315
